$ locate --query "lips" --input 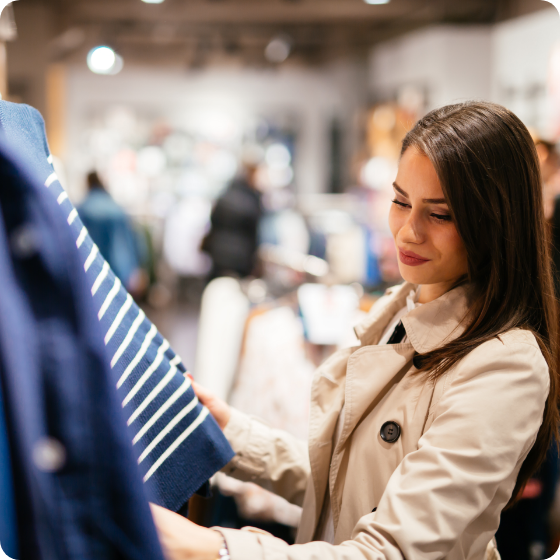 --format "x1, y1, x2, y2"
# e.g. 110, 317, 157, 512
398, 248, 430, 267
